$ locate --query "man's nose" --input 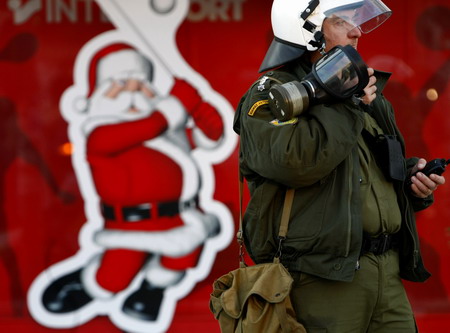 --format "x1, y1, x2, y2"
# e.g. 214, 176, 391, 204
348, 26, 362, 38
